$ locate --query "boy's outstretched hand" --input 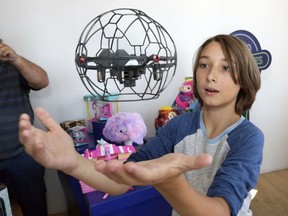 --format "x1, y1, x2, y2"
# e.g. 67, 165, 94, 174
19, 107, 213, 192
19, 107, 79, 173
95, 152, 212, 187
